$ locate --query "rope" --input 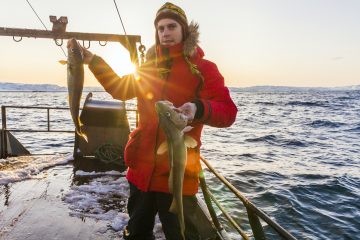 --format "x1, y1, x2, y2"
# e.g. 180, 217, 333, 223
95, 143, 124, 165
113, 0, 131, 49
113, 0, 128, 36
25, 0, 67, 57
